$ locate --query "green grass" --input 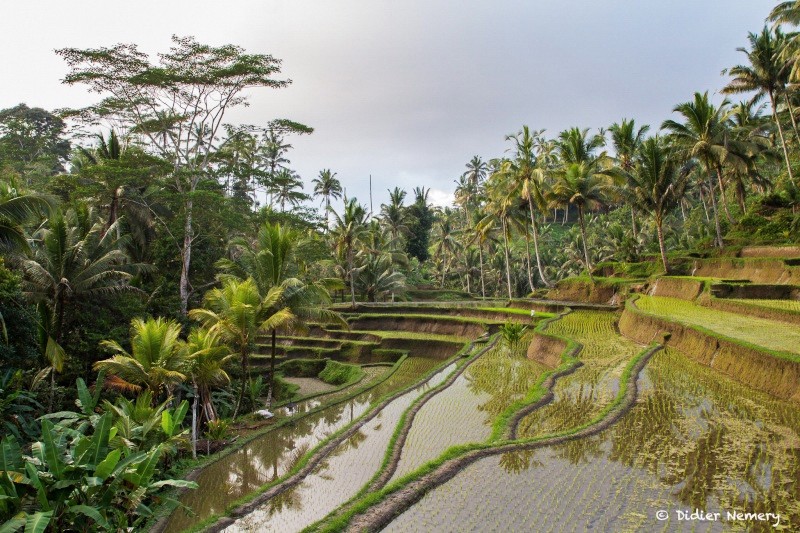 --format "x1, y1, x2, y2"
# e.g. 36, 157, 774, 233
351, 330, 471, 343
636, 295, 800, 356
318, 360, 364, 385
728, 298, 800, 313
